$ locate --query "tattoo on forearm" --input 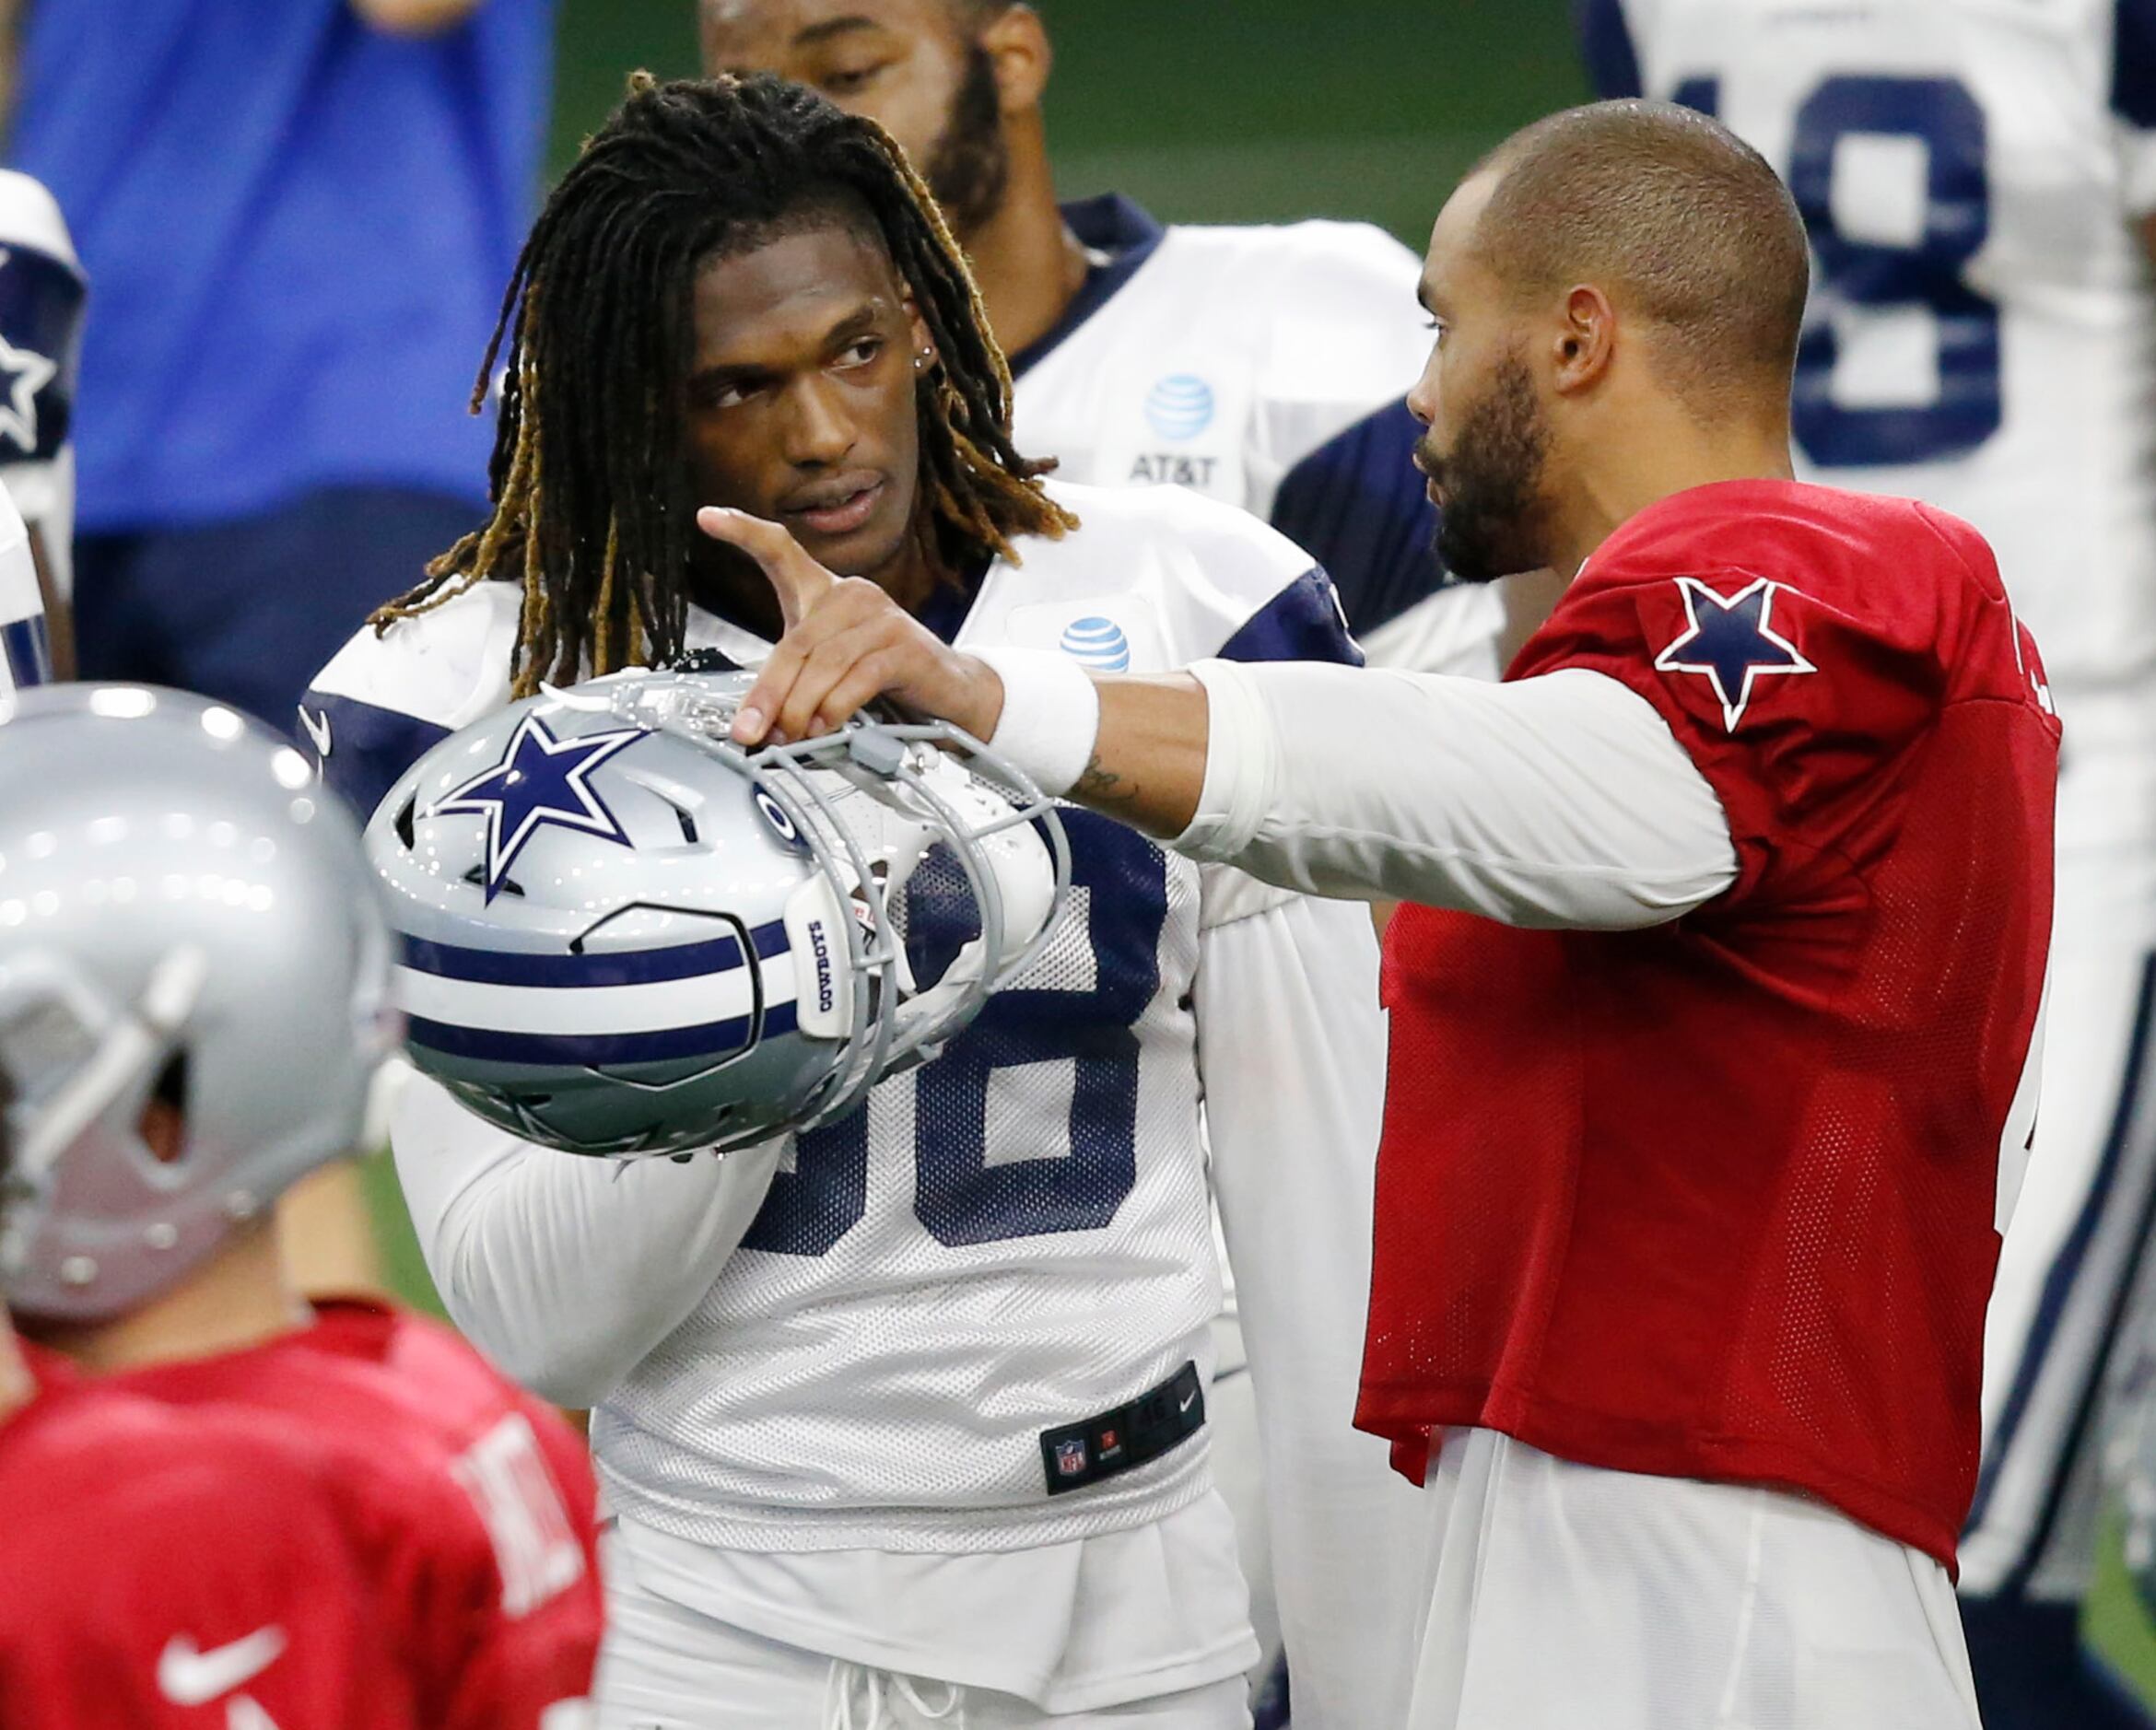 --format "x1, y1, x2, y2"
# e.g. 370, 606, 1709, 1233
1073, 754, 1141, 810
